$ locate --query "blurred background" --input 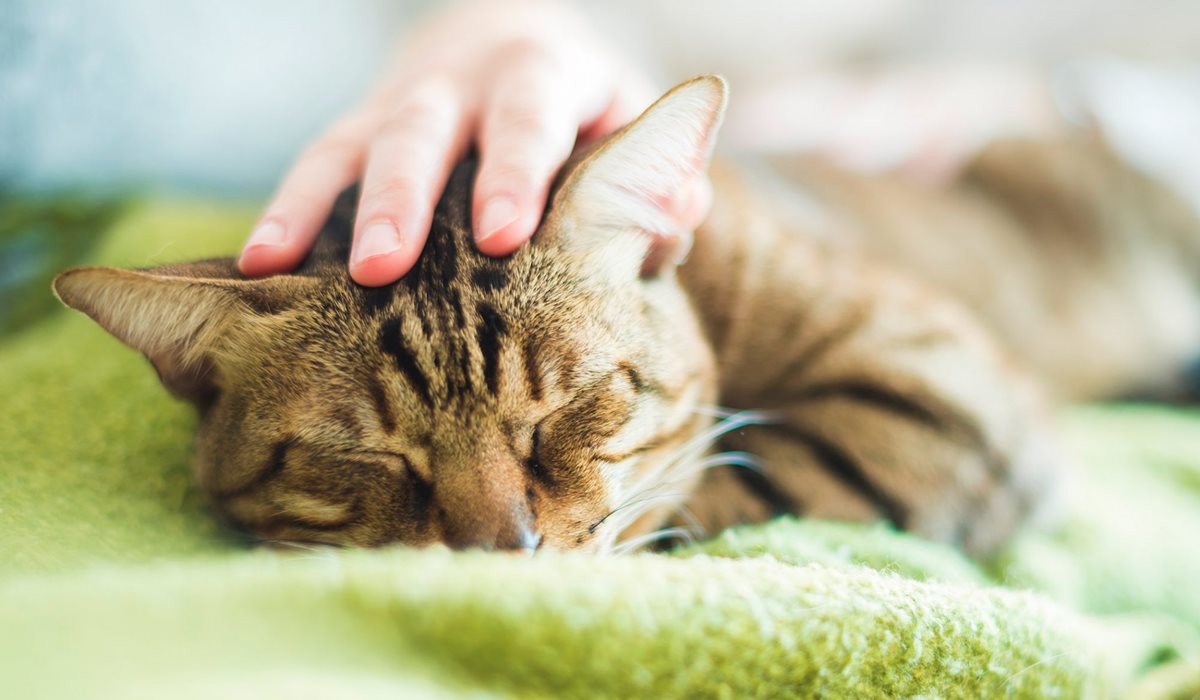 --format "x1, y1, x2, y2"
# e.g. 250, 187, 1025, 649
2, 0, 1200, 331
